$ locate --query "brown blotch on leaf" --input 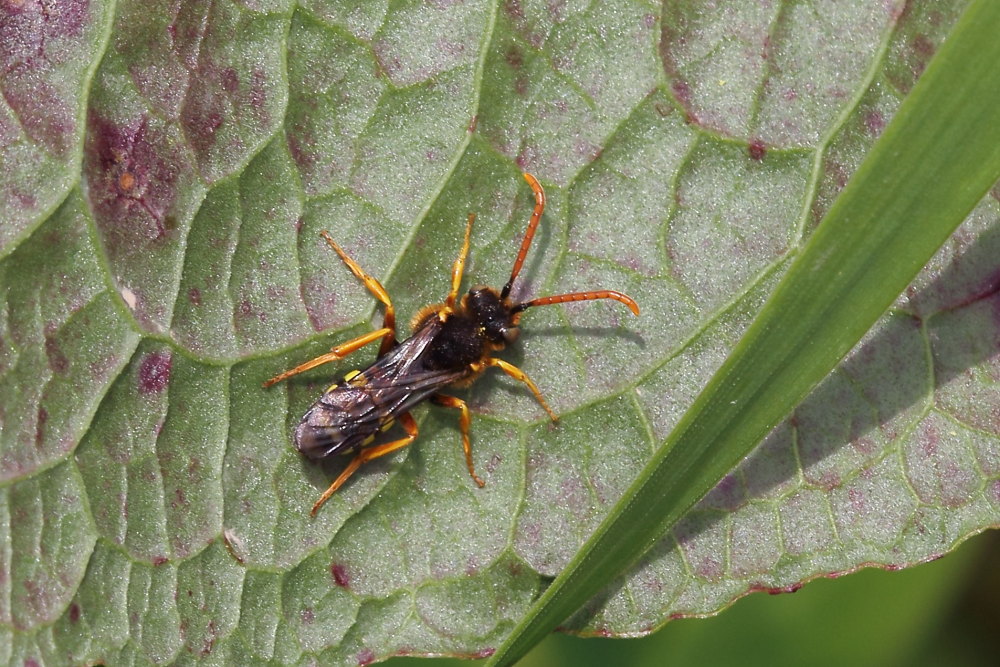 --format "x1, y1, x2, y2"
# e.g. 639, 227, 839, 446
118, 170, 137, 193
505, 44, 523, 68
